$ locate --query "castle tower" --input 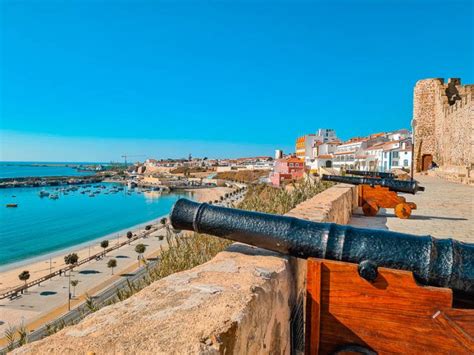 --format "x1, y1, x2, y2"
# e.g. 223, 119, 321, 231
413, 78, 474, 183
